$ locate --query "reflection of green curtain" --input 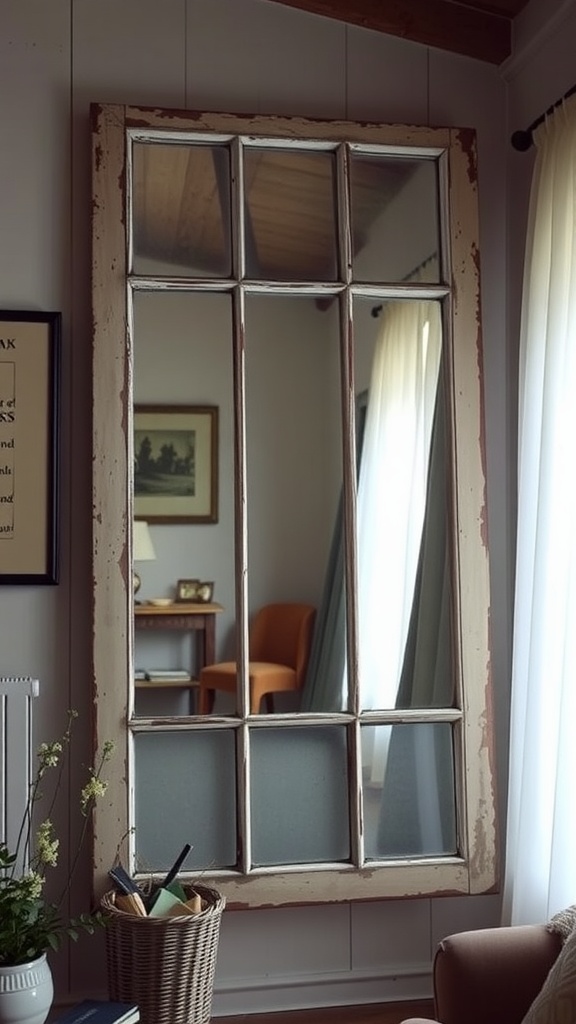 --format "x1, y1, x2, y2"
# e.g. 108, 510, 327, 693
299, 497, 347, 712
396, 367, 454, 709
300, 393, 367, 713
377, 368, 457, 857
